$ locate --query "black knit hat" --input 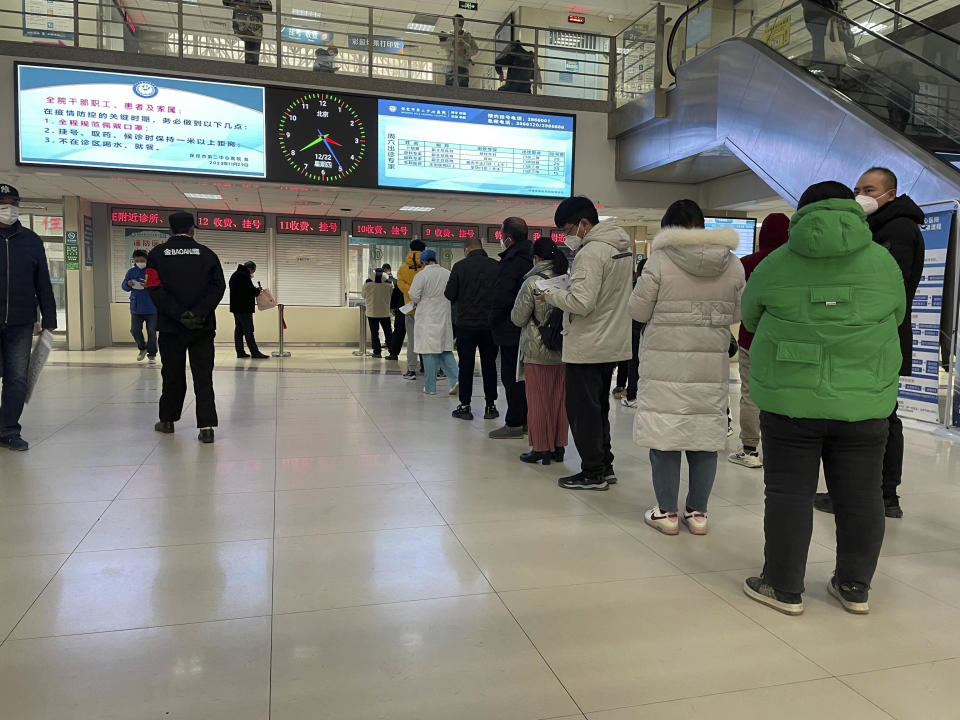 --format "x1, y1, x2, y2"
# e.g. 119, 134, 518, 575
169, 211, 195, 234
